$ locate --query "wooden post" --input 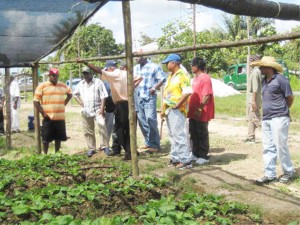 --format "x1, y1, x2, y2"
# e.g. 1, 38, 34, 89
4, 68, 12, 149
32, 64, 41, 154
122, 0, 139, 177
